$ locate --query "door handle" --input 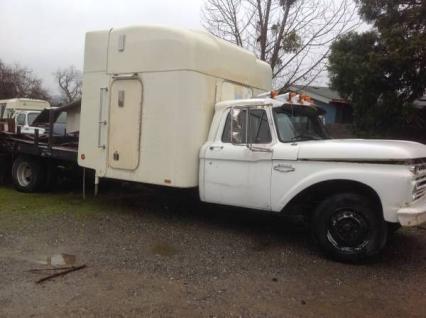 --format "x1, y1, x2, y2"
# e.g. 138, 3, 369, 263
209, 145, 224, 151
97, 87, 108, 149
273, 164, 295, 173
